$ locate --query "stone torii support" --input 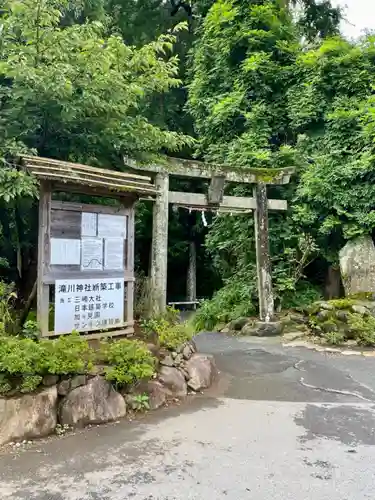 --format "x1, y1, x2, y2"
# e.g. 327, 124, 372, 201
125, 157, 293, 322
